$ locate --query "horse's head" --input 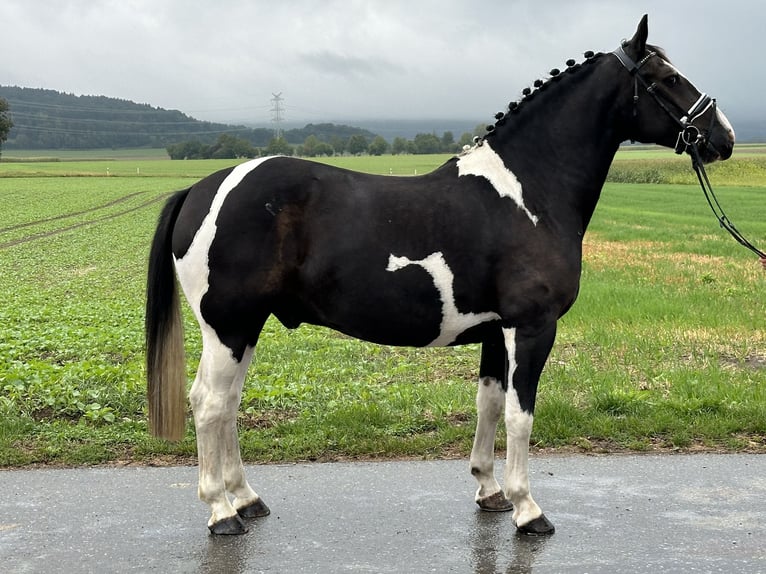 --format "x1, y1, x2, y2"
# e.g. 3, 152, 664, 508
614, 15, 735, 163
